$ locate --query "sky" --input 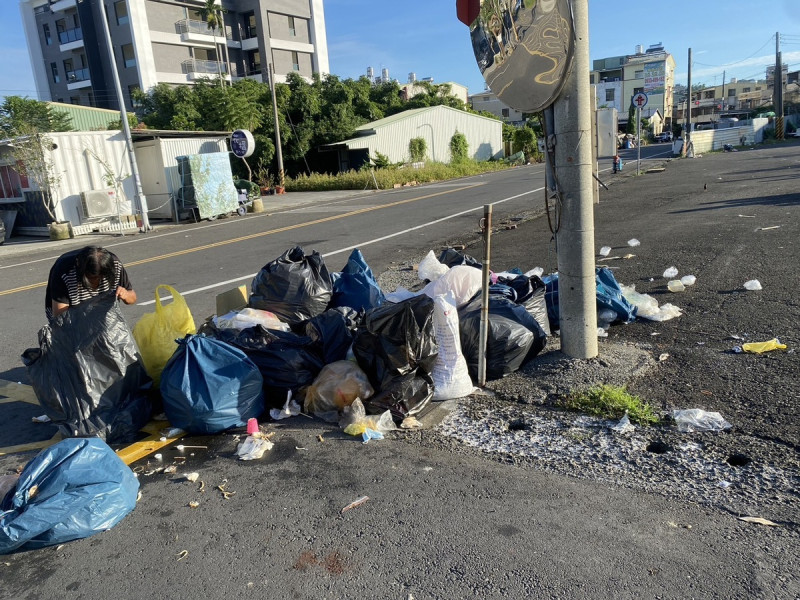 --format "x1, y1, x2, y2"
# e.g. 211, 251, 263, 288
2, 0, 800, 104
